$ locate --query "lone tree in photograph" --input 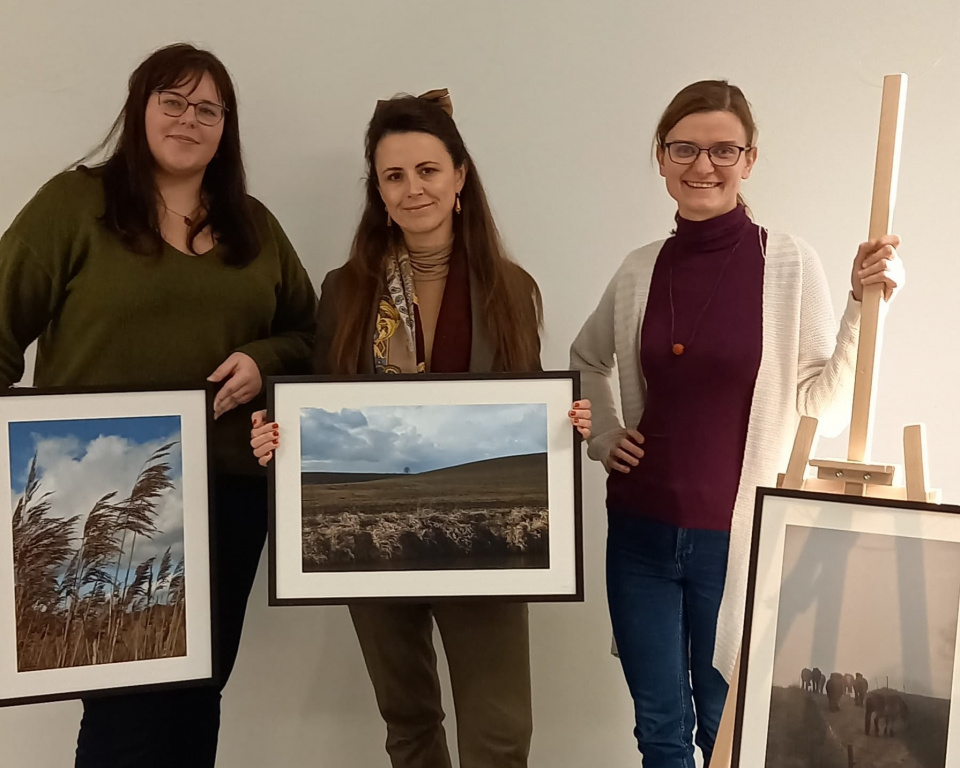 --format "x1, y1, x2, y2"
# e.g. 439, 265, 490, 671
12, 442, 187, 672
